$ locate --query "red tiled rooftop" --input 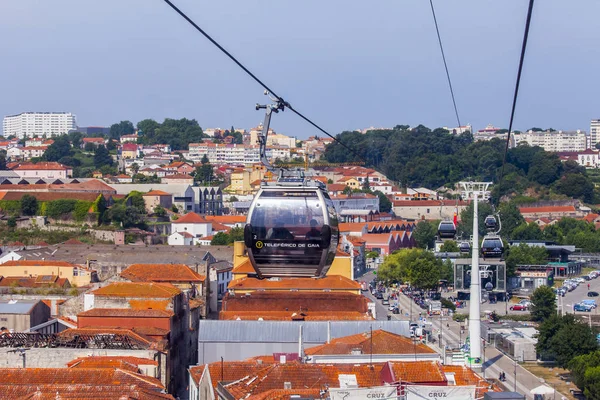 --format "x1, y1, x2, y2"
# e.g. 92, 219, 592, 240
220, 310, 373, 321
120, 263, 205, 283
92, 282, 182, 298
232, 259, 256, 274
305, 329, 435, 356
227, 275, 360, 291
13, 162, 70, 171
144, 190, 171, 196
388, 361, 446, 384
338, 222, 367, 232
78, 308, 174, 318
172, 212, 209, 224
519, 205, 576, 214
